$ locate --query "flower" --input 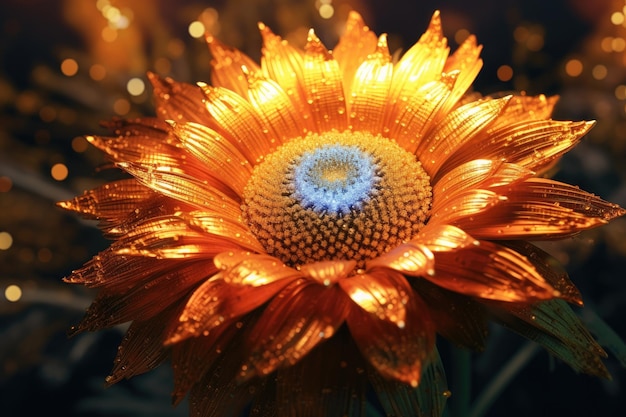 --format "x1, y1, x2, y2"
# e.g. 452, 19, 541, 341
59, 10, 625, 416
